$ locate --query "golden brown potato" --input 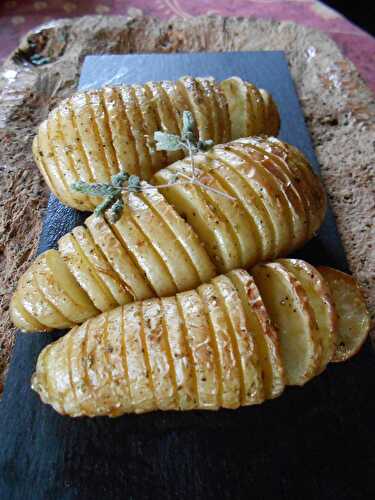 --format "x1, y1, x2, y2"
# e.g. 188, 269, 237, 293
317, 266, 371, 362
33, 76, 280, 210
31, 261, 370, 417
11, 138, 326, 333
